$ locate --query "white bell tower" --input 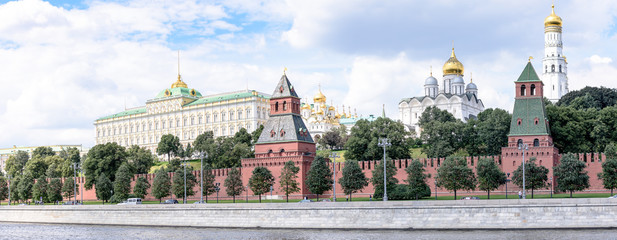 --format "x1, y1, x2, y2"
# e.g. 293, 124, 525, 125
542, 4, 568, 103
